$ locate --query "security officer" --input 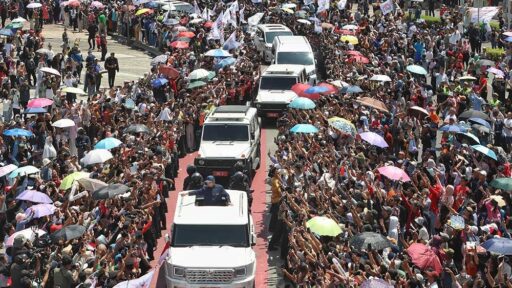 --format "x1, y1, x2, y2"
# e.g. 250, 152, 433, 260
186, 172, 204, 190
183, 175, 230, 205
105, 52, 119, 88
